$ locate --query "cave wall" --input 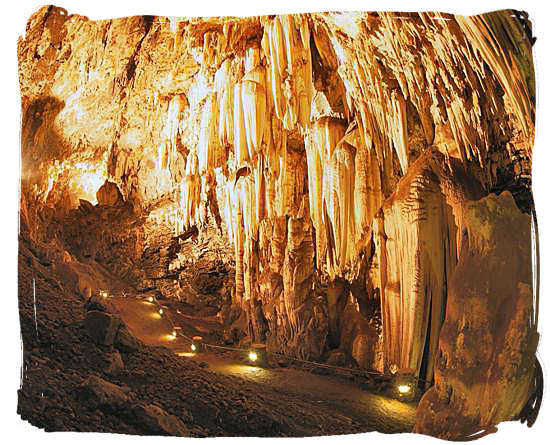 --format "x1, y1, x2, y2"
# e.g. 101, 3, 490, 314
414, 191, 538, 439
18, 6, 538, 437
